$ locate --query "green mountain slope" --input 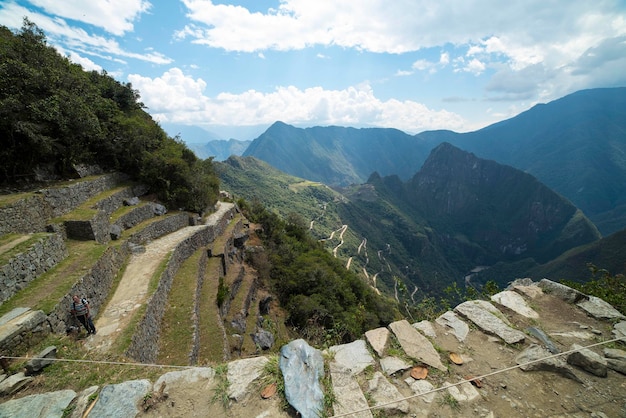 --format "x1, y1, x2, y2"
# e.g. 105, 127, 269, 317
243, 88, 626, 235
218, 144, 600, 300
243, 121, 432, 186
